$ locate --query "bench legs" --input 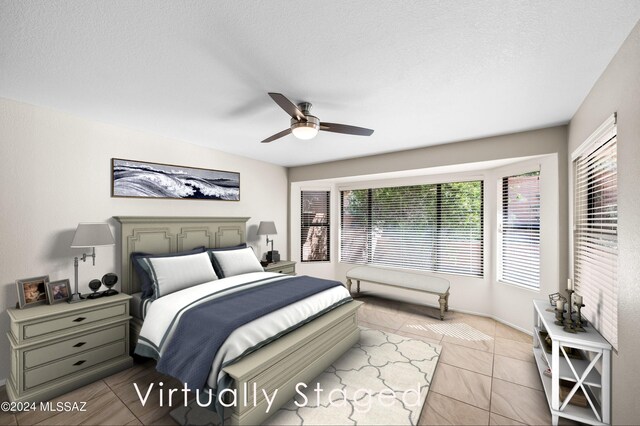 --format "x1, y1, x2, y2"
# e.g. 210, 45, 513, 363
445, 291, 450, 312
438, 294, 447, 320
345, 278, 361, 295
